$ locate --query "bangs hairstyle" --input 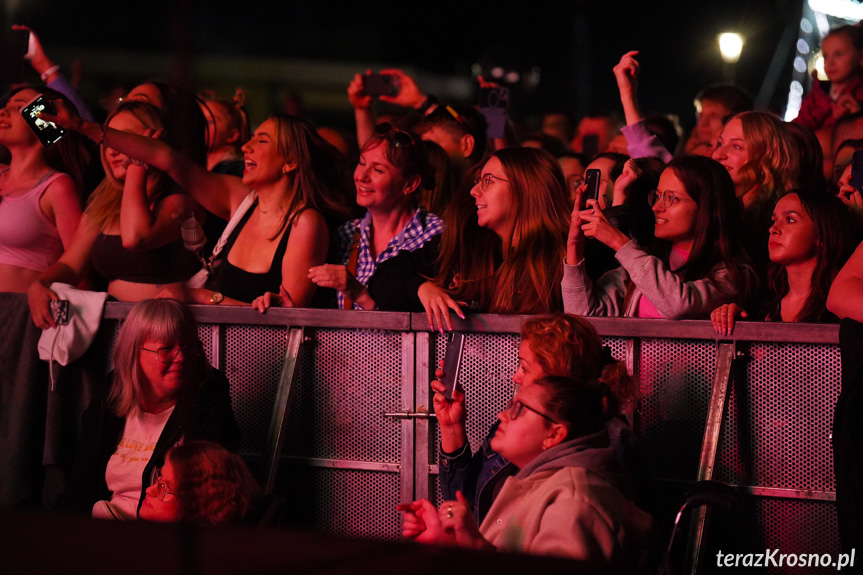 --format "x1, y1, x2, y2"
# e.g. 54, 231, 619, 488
108, 299, 204, 417
362, 125, 434, 192
765, 189, 857, 322
490, 147, 570, 313
660, 156, 756, 306
734, 111, 795, 205
270, 114, 354, 237
166, 441, 261, 526
5, 86, 90, 190
86, 101, 172, 231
